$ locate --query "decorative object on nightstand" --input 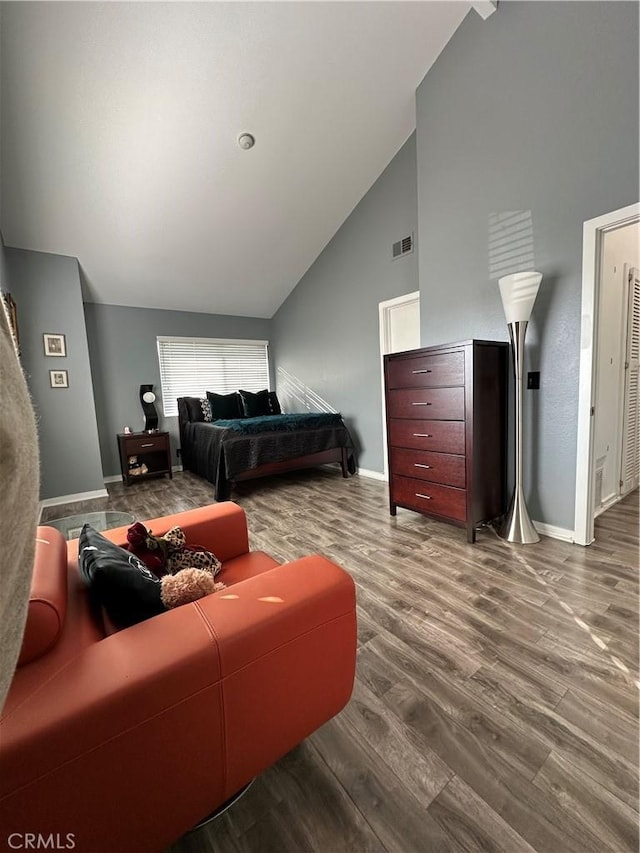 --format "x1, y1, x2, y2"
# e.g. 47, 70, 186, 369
497, 270, 543, 544
117, 431, 172, 486
384, 339, 508, 543
139, 384, 159, 432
